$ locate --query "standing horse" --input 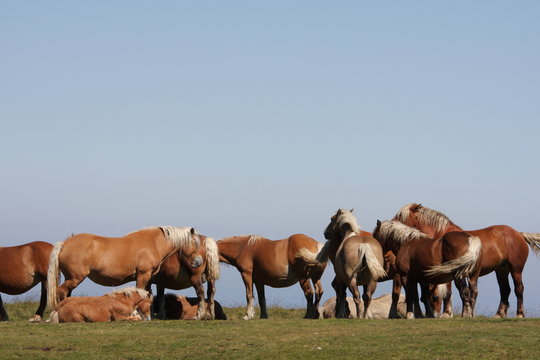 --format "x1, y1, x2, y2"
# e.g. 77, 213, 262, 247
373, 220, 482, 318
393, 203, 540, 318
0, 241, 53, 322
47, 226, 203, 311
323, 209, 387, 318
49, 287, 152, 323
152, 235, 220, 320
217, 234, 327, 320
